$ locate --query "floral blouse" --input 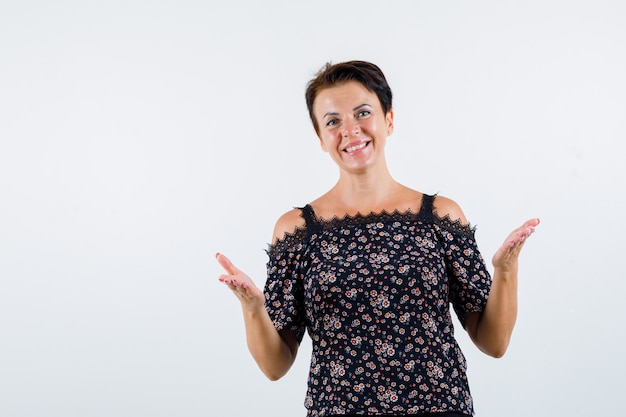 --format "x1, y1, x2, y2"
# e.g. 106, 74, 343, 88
264, 194, 491, 417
